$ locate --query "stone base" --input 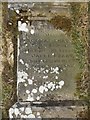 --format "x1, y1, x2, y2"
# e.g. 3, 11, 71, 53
9, 102, 88, 119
